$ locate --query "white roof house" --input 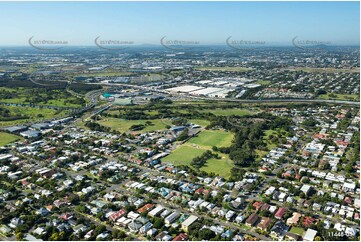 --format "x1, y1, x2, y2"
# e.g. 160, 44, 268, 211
181, 215, 198, 232
342, 182, 356, 192
148, 205, 164, 217
303, 228, 317, 241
